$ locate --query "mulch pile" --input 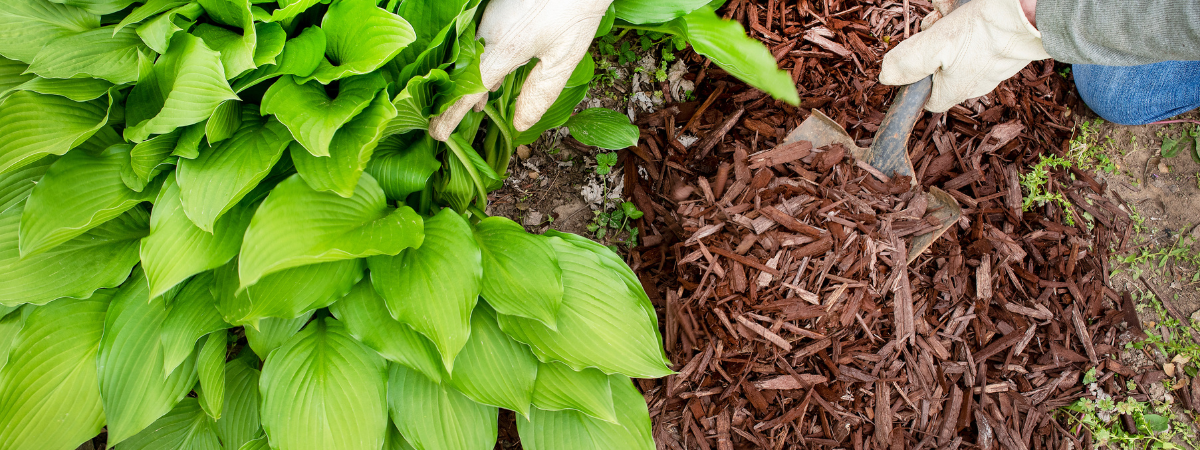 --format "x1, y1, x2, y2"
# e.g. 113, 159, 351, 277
608, 0, 1191, 448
